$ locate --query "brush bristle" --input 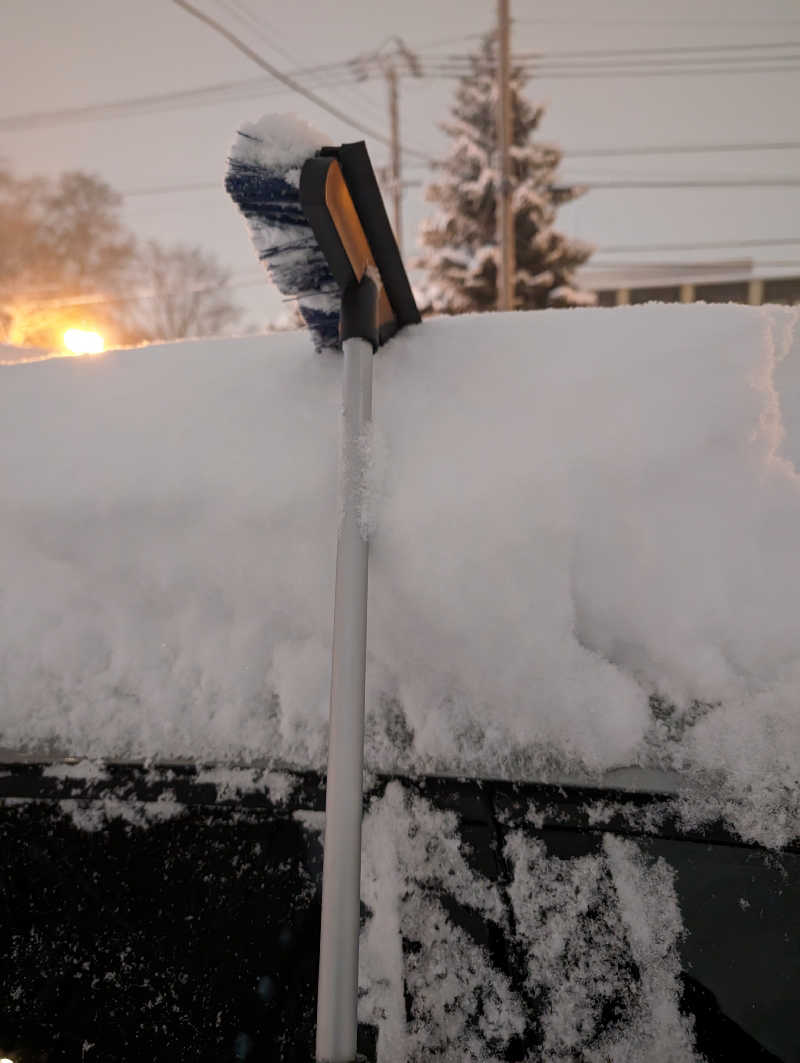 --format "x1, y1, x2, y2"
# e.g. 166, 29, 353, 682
226, 119, 340, 351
